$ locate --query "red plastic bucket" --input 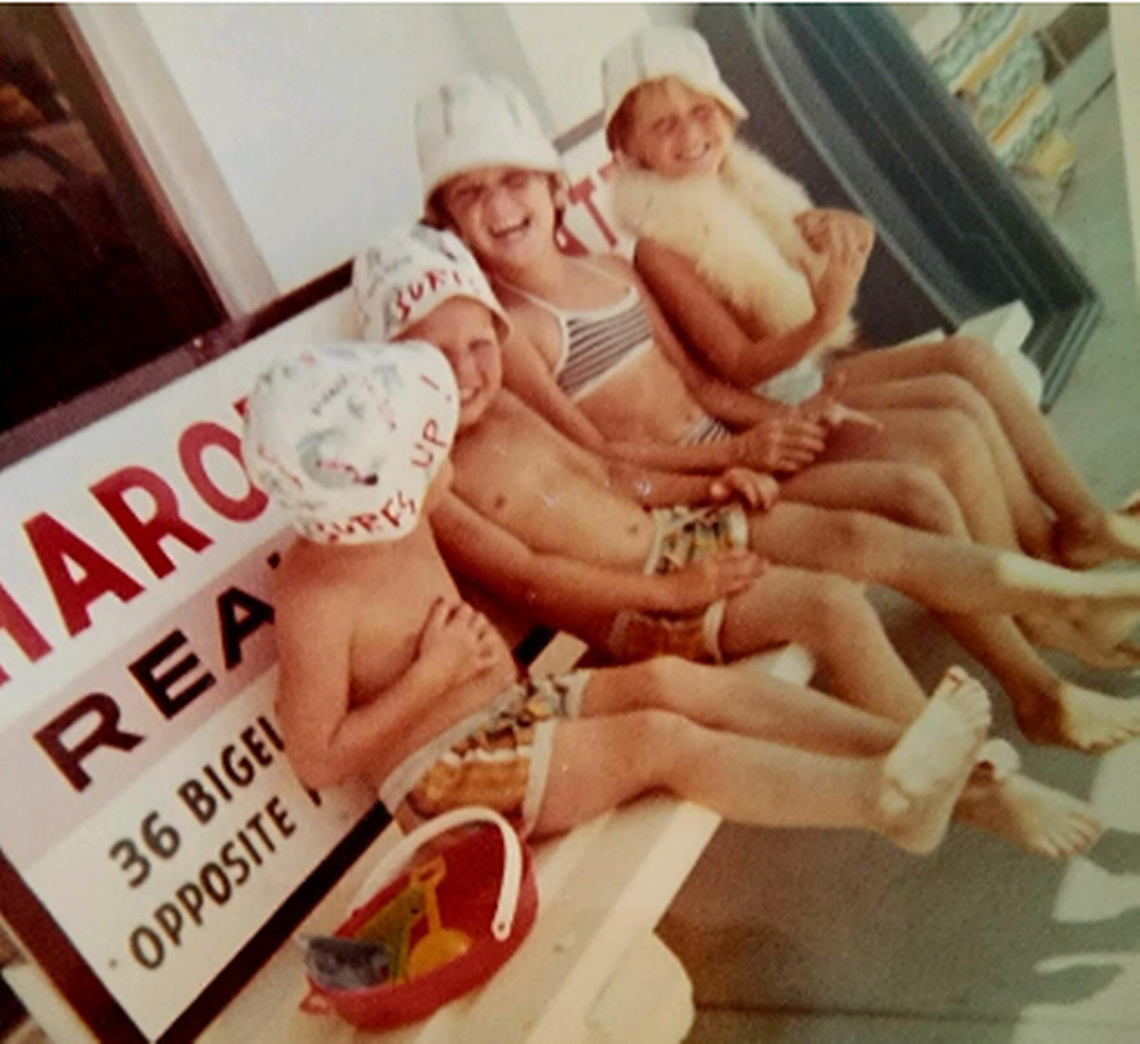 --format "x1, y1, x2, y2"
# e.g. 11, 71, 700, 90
300, 807, 538, 1031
